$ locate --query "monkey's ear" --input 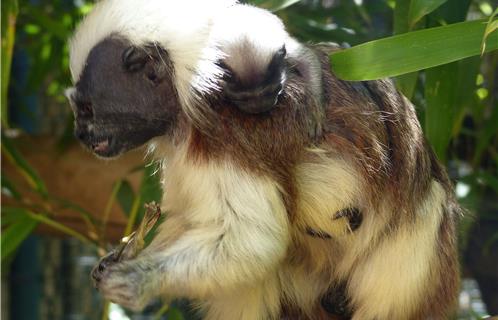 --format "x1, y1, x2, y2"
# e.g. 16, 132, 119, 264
122, 44, 170, 83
